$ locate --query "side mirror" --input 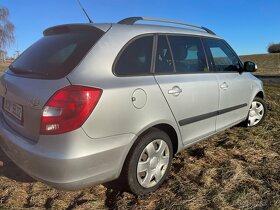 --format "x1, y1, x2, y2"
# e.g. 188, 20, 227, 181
243, 61, 257, 72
